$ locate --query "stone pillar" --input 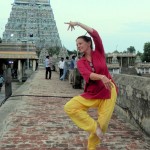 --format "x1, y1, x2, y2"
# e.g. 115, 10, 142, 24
17, 60, 22, 82
109, 58, 111, 63
4, 67, 12, 99
22, 61, 26, 77
33, 60, 36, 71
128, 57, 129, 67
30, 60, 32, 68
121, 57, 123, 68
113, 69, 114, 73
